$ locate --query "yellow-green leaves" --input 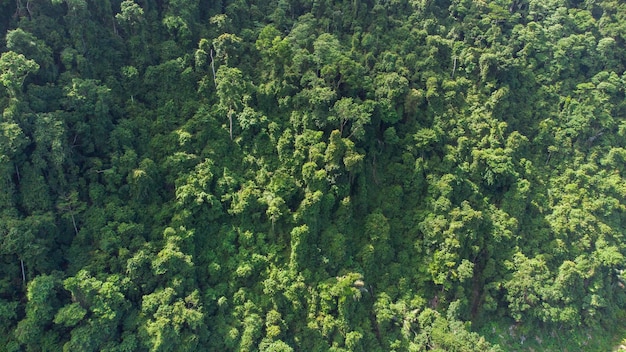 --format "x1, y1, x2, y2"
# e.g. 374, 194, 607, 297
0, 51, 38, 98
